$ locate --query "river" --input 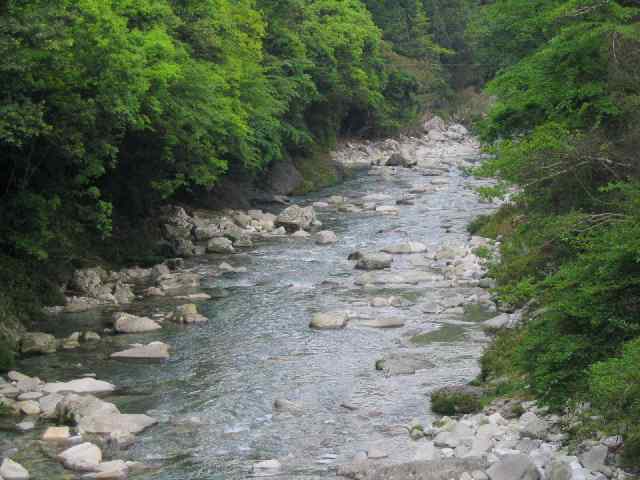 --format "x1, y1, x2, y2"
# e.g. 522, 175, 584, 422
2, 134, 501, 479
